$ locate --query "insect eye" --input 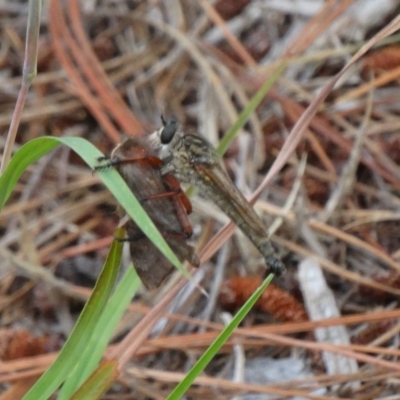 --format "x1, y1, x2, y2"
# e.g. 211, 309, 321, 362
160, 119, 178, 144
